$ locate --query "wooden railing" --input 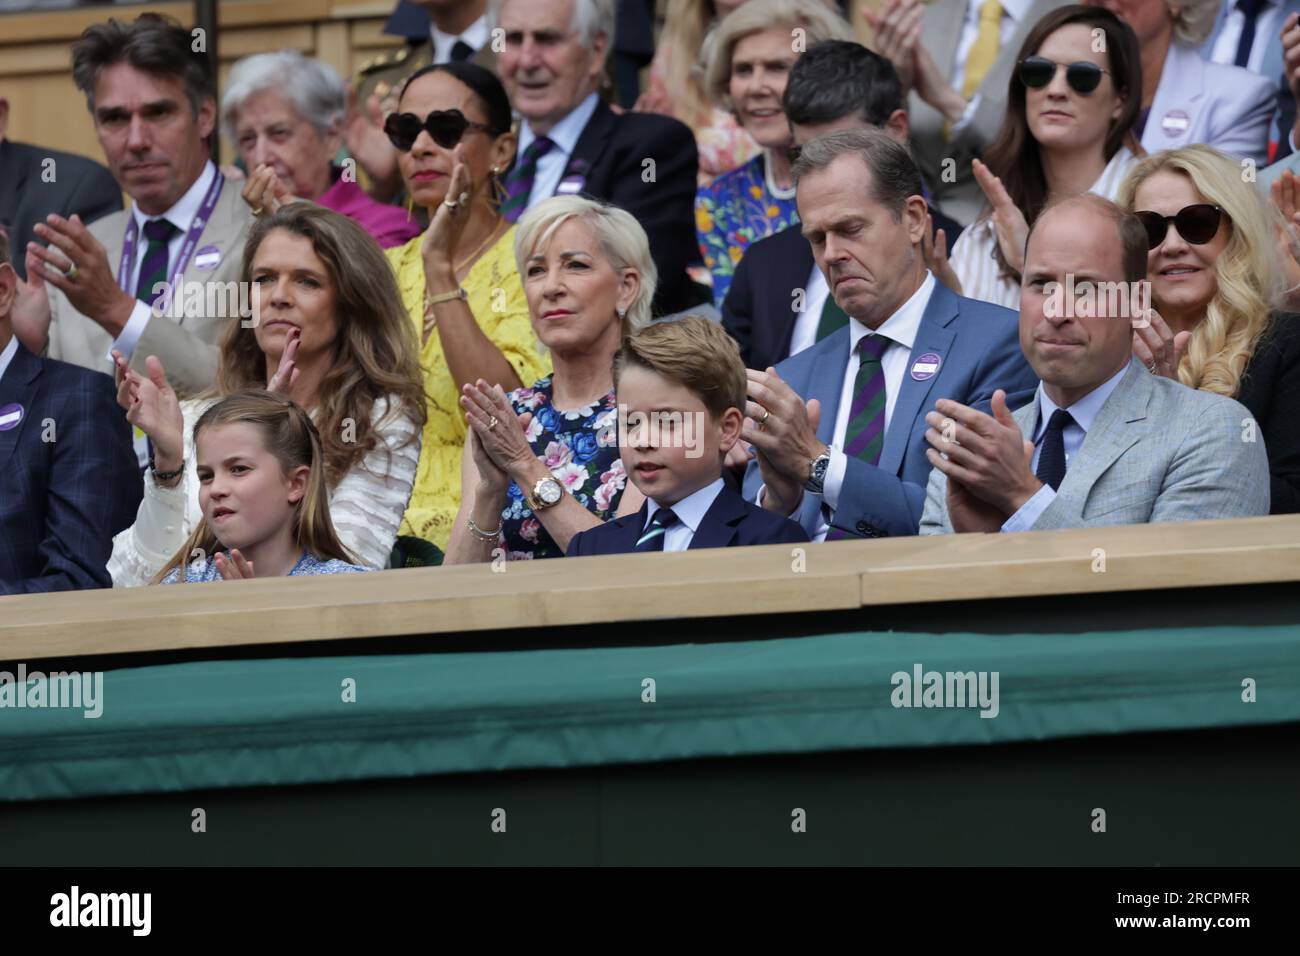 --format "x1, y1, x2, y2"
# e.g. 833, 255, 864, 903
3, 514, 1298, 660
